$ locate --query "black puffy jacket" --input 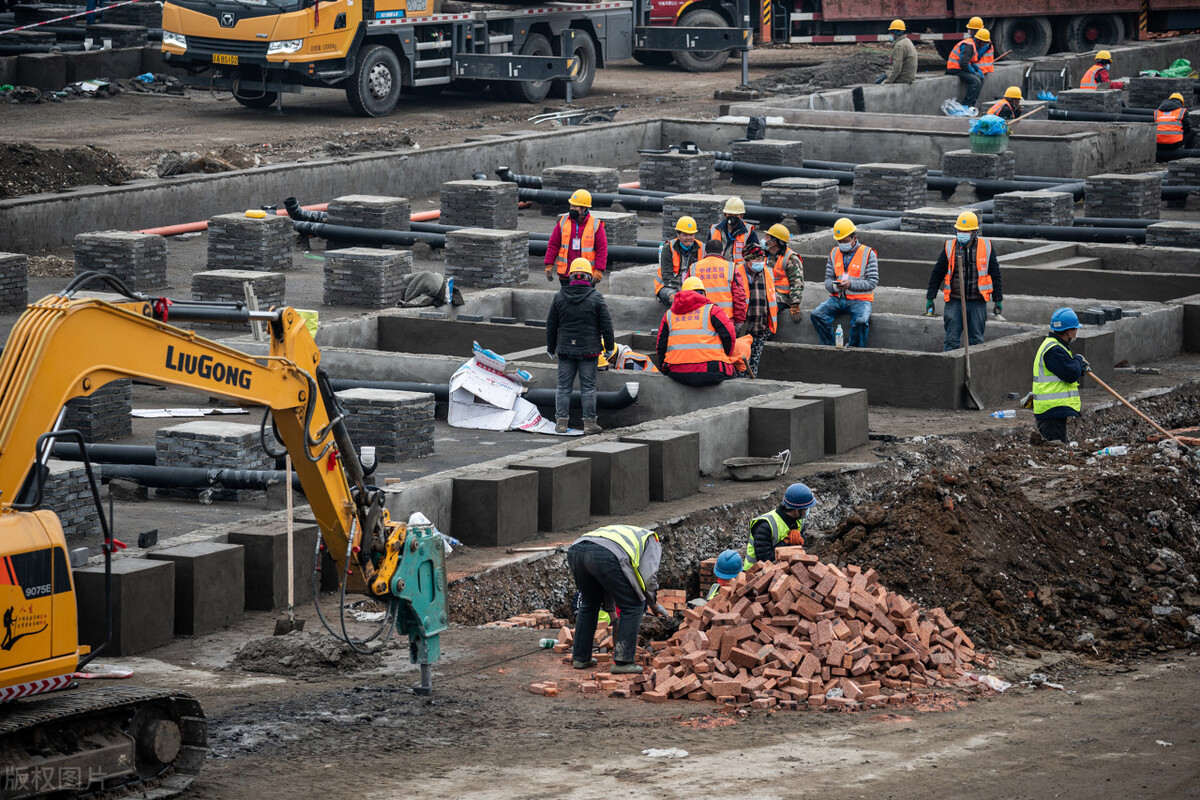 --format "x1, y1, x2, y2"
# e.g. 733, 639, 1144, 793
546, 284, 614, 357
